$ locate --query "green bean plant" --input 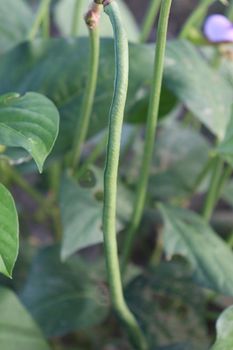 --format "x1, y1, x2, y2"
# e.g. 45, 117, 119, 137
1, 0, 233, 349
